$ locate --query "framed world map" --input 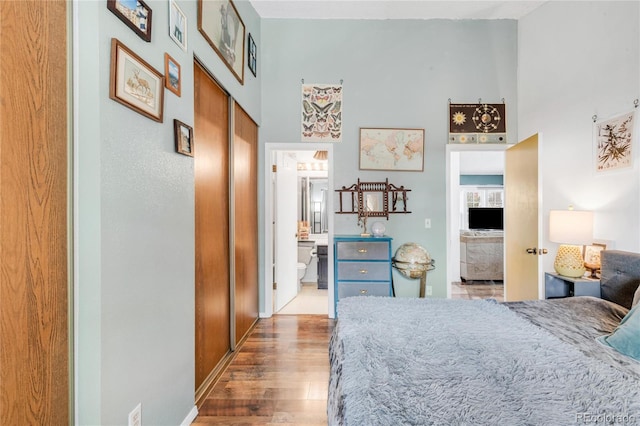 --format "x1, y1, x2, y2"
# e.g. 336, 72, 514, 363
359, 128, 424, 171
